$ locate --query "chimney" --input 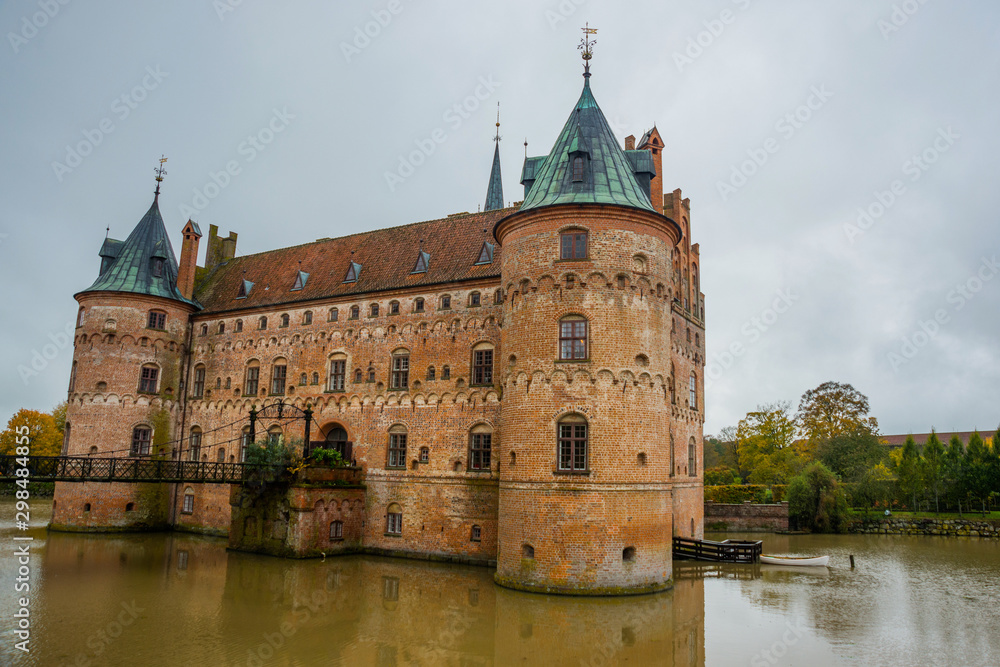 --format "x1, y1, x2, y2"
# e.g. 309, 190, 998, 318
177, 220, 202, 300
625, 134, 636, 151
205, 224, 238, 269
637, 128, 665, 215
